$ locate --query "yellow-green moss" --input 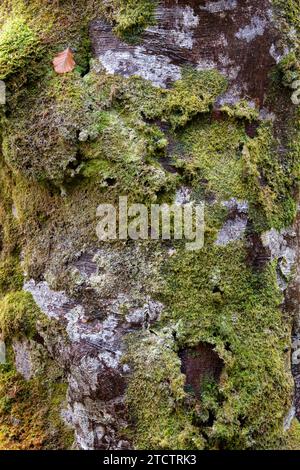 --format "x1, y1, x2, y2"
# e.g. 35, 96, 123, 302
0, 256, 23, 296
175, 116, 247, 201
242, 123, 298, 230
273, 0, 300, 35
278, 52, 300, 87
127, 240, 293, 450
0, 353, 73, 450
282, 419, 300, 450
126, 332, 205, 450
0, 291, 42, 341
109, 0, 157, 42
0, 16, 40, 80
